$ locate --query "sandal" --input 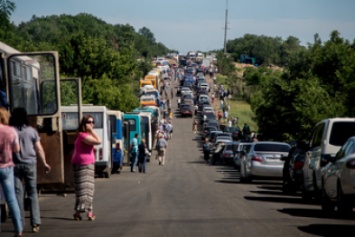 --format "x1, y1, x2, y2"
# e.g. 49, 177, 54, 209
73, 212, 82, 221
87, 212, 96, 221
